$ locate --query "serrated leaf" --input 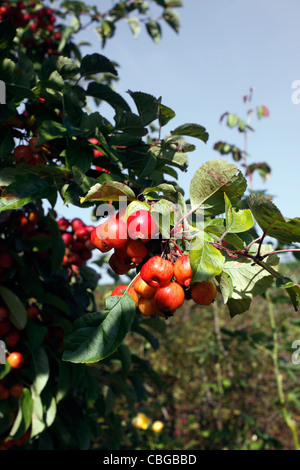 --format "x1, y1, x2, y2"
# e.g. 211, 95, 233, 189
62, 295, 136, 363
80, 181, 136, 203
149, 145, 188, 171
0, 286, 27, 330
163, 8, 180, 32
222, 244, 279, 316
190, 159, 247, 217
87, 82, 131, 112
159, 103, 175, 127
127, 90, 160, 126
248, 194, 300, 244
171, 123, 209, 143
80, 53, 118, 76
224, 193, 254, 233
